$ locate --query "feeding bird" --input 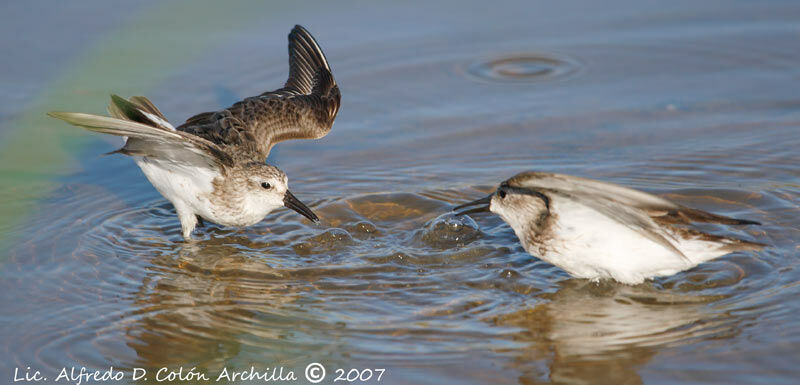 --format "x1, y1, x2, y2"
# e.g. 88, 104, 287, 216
49, 25, 340, 240
454, 171, 764, 284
